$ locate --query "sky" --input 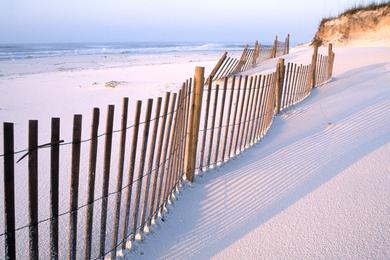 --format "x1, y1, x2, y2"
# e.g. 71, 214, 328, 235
0, 0, 384, 44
